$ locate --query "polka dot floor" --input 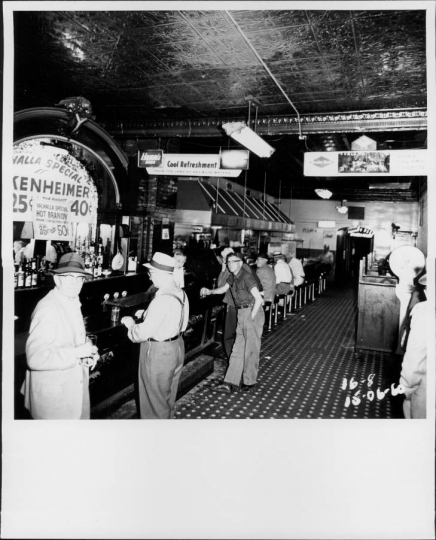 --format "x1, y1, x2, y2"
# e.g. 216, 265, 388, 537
109, 283, 404, 420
